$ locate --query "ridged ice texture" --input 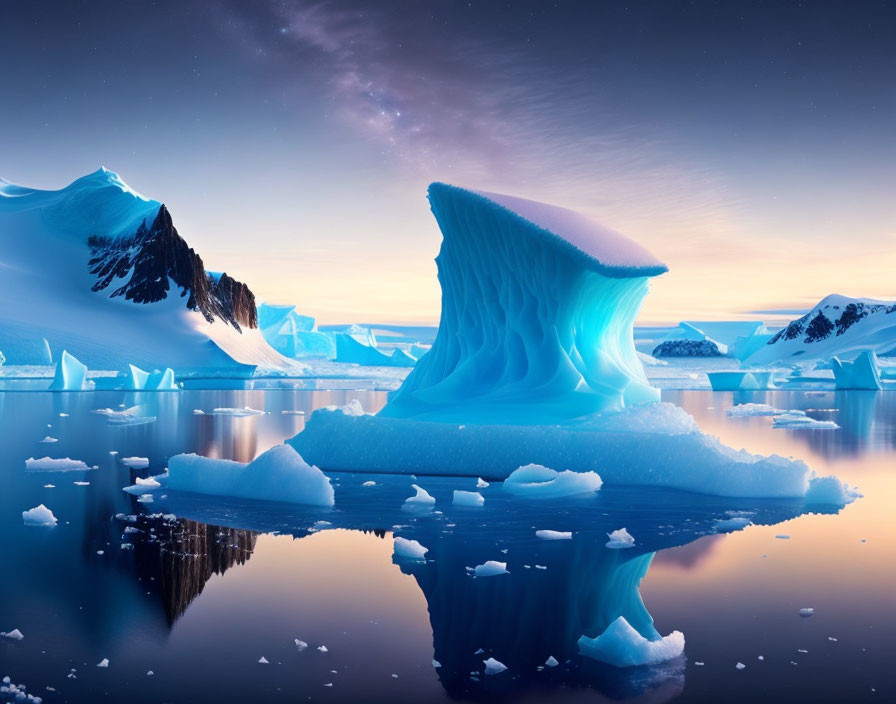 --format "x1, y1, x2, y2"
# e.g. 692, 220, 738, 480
381, 183, 666, 423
